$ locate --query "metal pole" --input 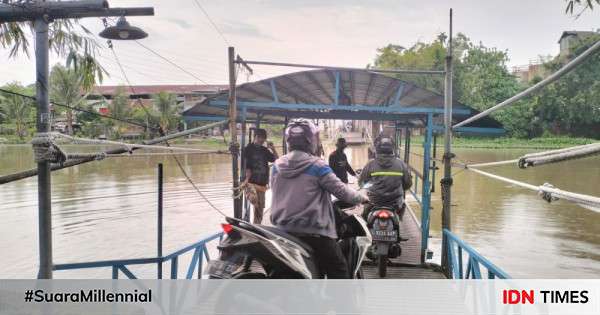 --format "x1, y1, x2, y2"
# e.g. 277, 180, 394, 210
441, 9, 454, 277
157, 163, 163, 279
283, 117, 288, 154
431, 134, 438, 193
404, 128, 411, 164
35, 17, 52, 279
420, 114, 433, 263
228, 47, 242, 219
